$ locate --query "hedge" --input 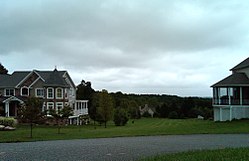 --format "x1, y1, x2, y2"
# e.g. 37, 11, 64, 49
0, 117, 17, 127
